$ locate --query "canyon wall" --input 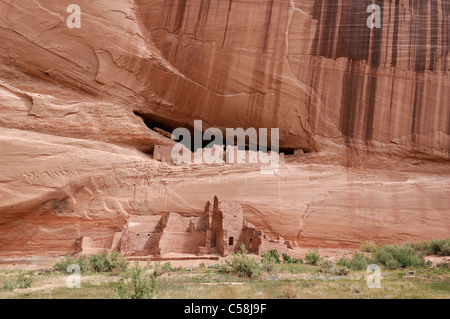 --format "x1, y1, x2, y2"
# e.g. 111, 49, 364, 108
0, 0, 448, 259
